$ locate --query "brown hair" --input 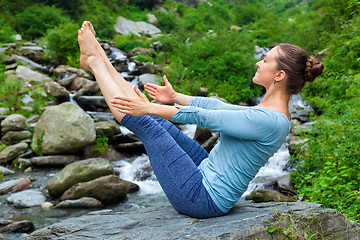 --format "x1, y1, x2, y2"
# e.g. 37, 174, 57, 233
274, 43, 324, 95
